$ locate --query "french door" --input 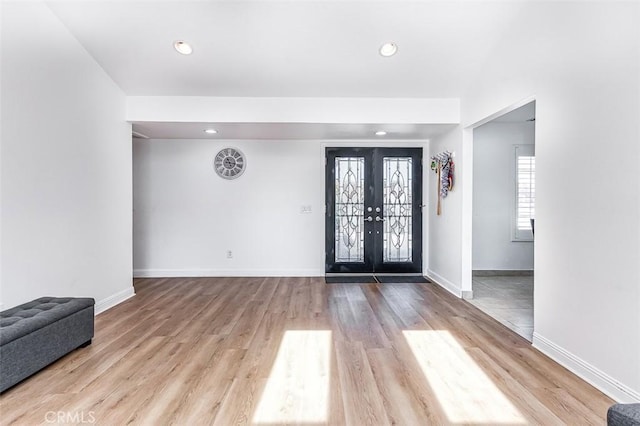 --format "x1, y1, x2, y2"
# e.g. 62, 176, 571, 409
325, 147, 423, 274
